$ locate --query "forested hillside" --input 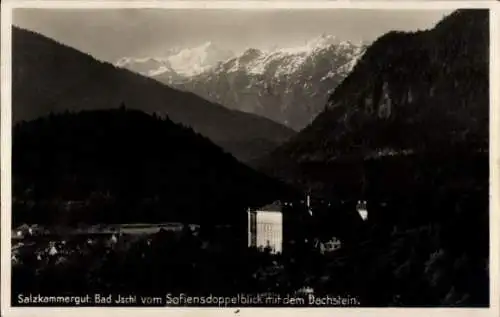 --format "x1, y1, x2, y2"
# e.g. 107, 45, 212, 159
12, 27, 295, 162
12, 109, 294, 226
